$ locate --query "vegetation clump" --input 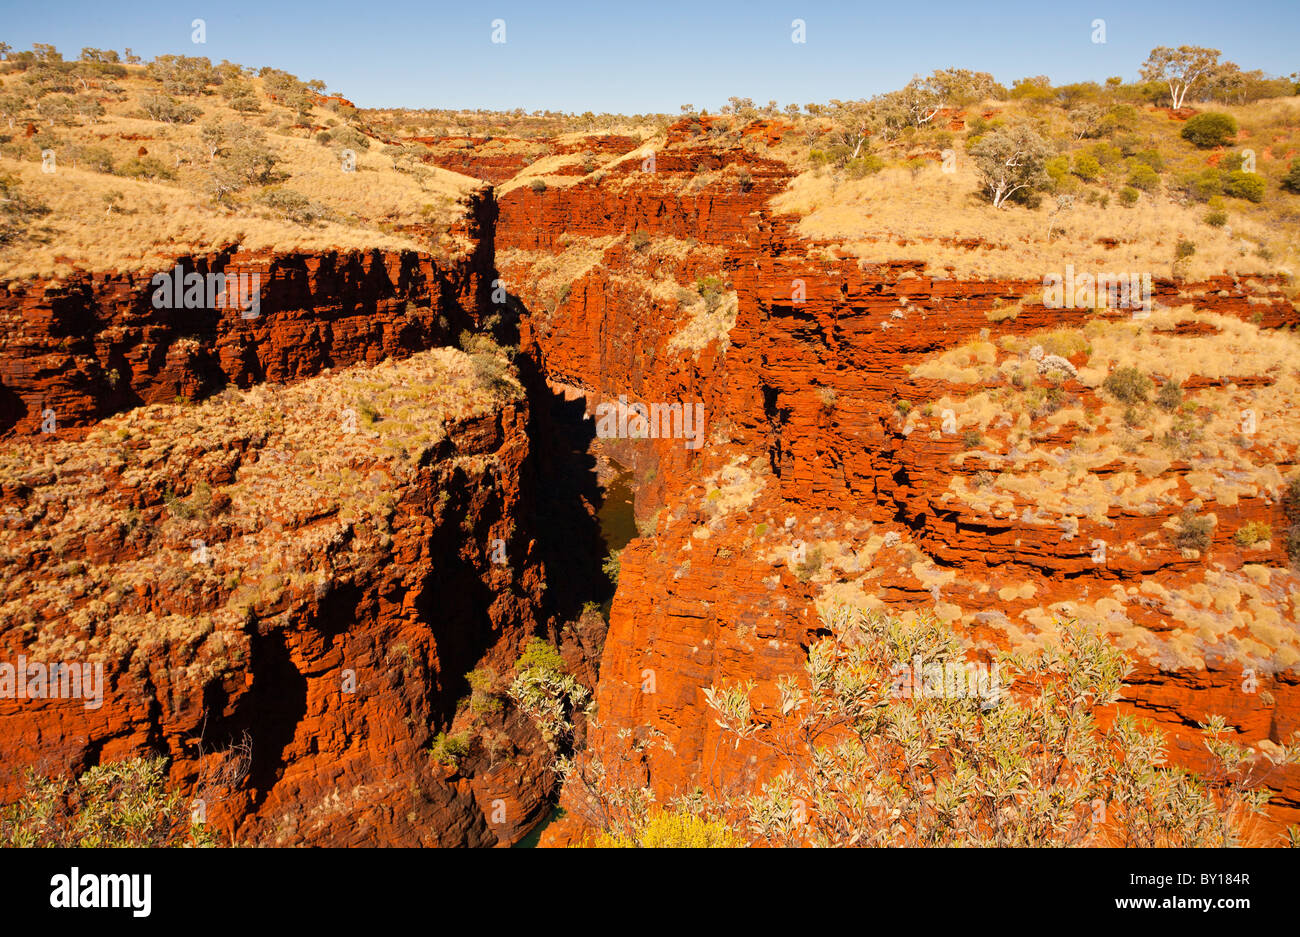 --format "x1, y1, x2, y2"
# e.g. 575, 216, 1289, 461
0, 757, 217, 847
1102, 366, 1153, 404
